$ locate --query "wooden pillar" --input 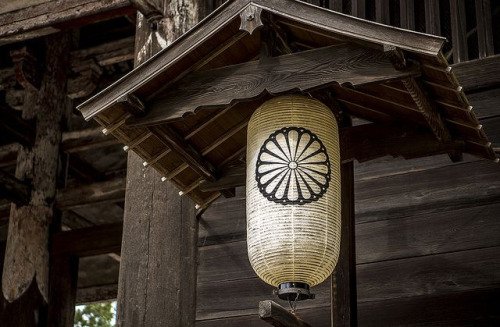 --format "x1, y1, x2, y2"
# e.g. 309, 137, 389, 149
117, 1, 200, 326
331, 161, 357, 326
1, 32, 71, 326
47, 256, 79, 327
